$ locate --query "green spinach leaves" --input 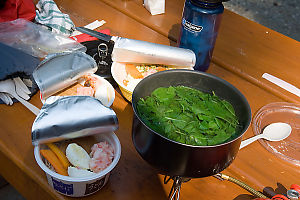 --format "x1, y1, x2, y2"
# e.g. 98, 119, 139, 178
136, 86, 239, 146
